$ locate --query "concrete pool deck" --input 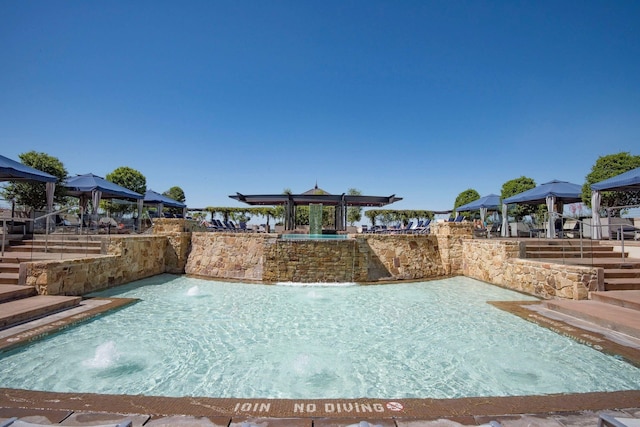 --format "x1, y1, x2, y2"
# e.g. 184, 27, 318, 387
1, 295, 640, 426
